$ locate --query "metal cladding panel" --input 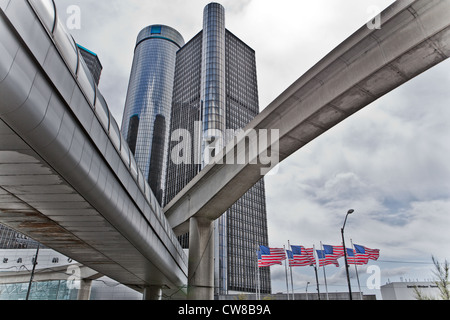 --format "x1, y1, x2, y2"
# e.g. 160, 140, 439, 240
0, 135, 29, 151
28, 94, 66, 148
89, 118, 108, 155
0, 48, 37, 113
28, 0, 54, 33
42, 46, 76, 104
52, 19, 78, 76
0, 18, 19, 82
41, 111, 76, 165
104, 140, 120, 173
5, 73, 52, 134
0, 0, 11, 10
76, 58, 96, 105
0, 163, 52, 175
94, 94, 109, 131
6, 1, 51, 65
60, 125, 85, 172
0, 173, 63, 186
41, 209, 99, 217
3, 184, 75, 195
17, 193, 85, 203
